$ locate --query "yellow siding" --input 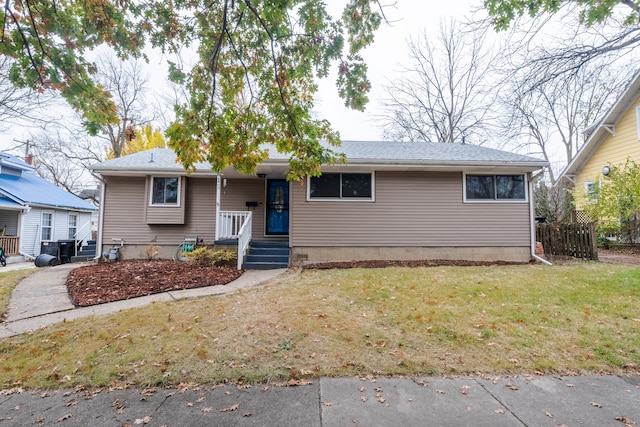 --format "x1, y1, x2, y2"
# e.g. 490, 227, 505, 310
575, 100, 640, 208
